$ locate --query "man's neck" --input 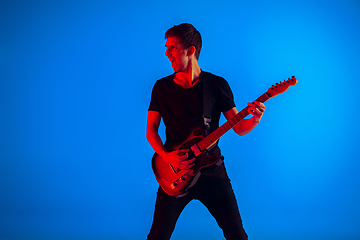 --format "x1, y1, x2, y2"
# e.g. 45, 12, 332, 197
174, 61, 201, 89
